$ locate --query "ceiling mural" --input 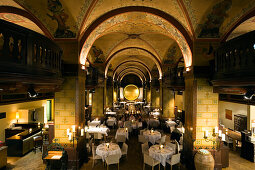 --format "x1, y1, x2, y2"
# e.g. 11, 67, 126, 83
80, 0, 192, 37
47, 0, 76, 38
0, 13, 44, 35
198, 0, 232, 38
